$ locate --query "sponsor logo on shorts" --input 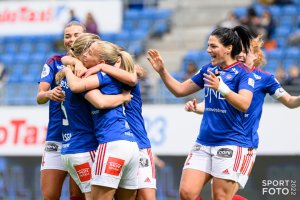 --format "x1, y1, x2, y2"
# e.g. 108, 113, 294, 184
192, 144, 202, 151
139, 157, 149, 168
74, 162, 91, 182
217, 148, 233, 158
44, 142, 59, 152
105, 157, 125, 176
